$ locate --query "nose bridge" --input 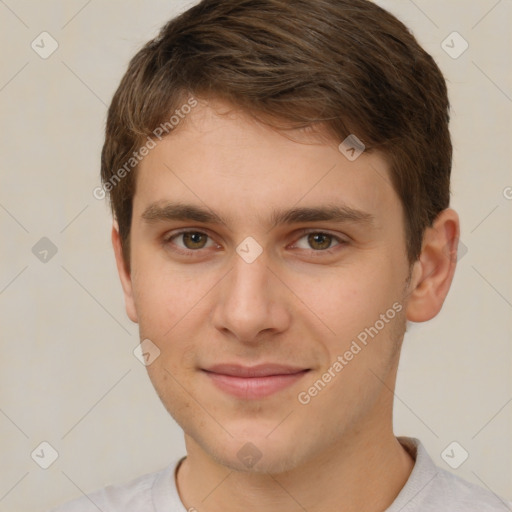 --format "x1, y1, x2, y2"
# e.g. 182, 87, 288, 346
227, 251, 272, 312
211, 249, 289, 340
